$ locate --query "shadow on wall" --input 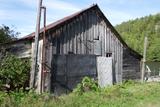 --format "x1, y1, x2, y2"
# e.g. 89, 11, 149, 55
50, 54, 97, 95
